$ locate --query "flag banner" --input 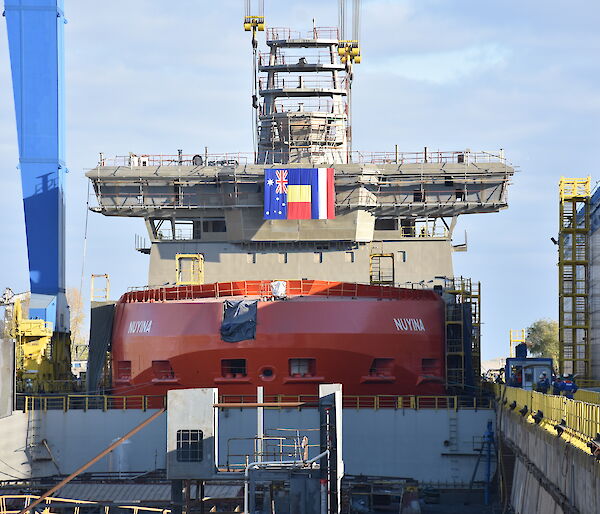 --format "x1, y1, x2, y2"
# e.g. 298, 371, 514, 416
264, 168, 335, 220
